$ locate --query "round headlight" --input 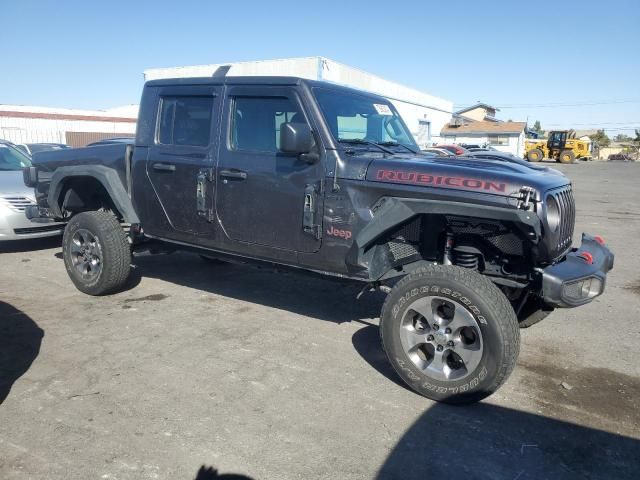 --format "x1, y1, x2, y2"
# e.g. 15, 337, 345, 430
546, 195, 560, 232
